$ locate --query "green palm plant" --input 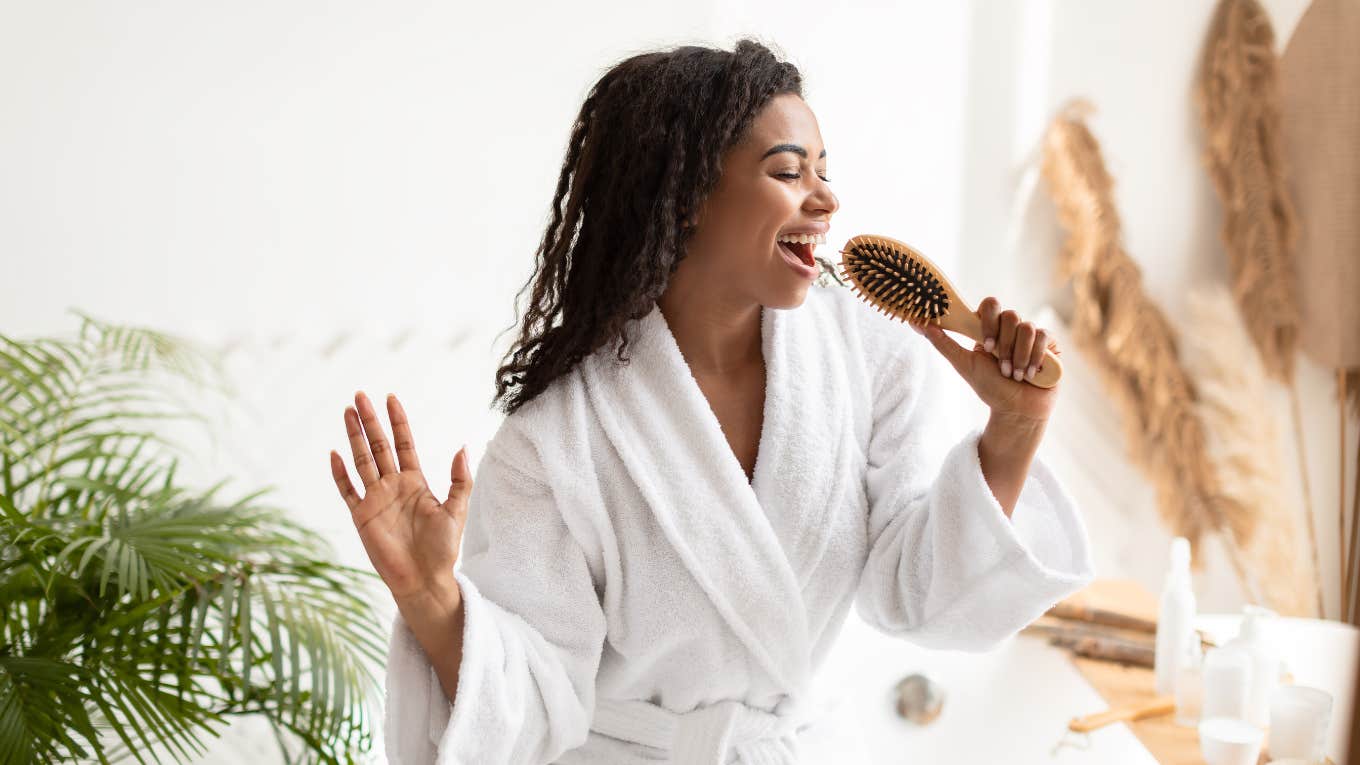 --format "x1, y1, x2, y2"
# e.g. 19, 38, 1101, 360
0, 312, 386, 765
